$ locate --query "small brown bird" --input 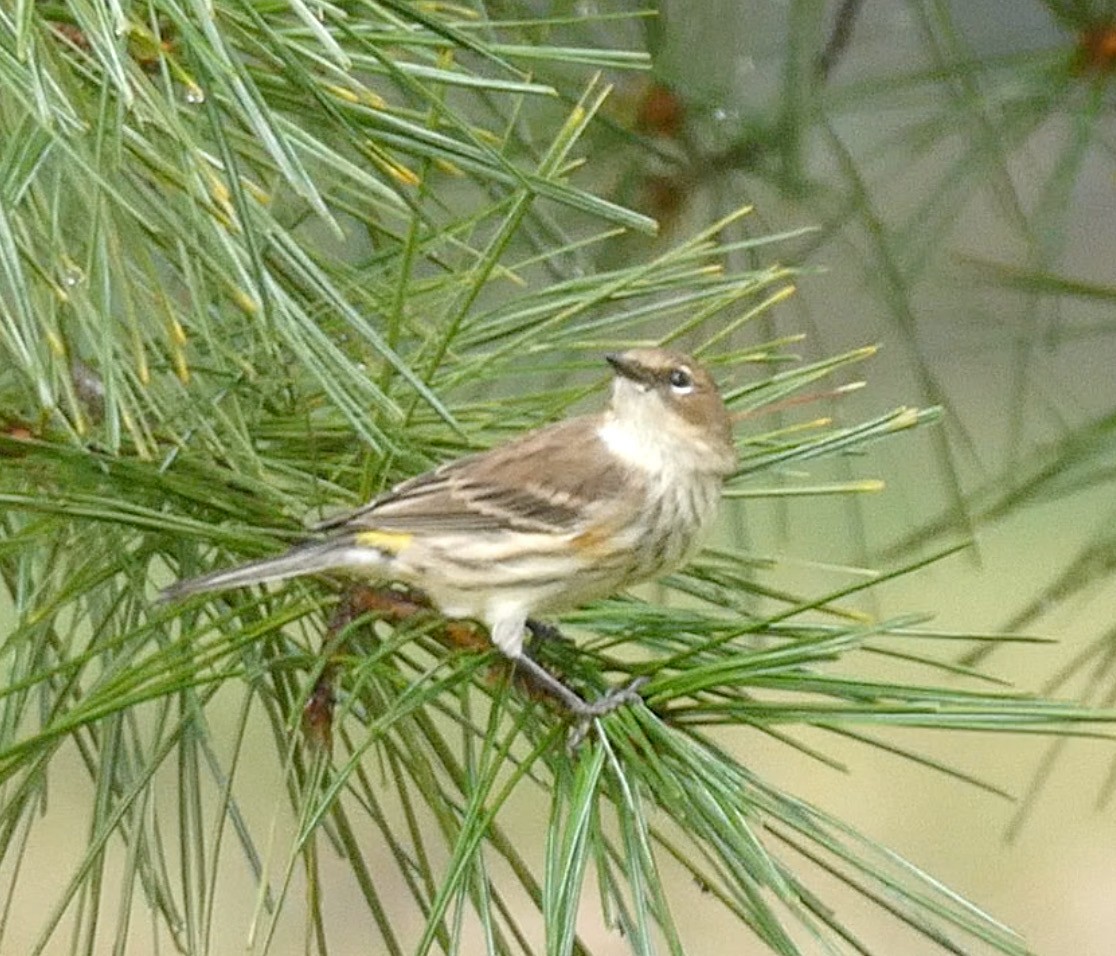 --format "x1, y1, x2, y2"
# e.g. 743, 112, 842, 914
164, 348, 736, 718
